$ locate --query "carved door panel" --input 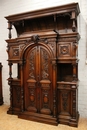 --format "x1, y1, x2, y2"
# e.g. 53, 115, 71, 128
58, 90, 71, 116
24, 45, 52, 115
